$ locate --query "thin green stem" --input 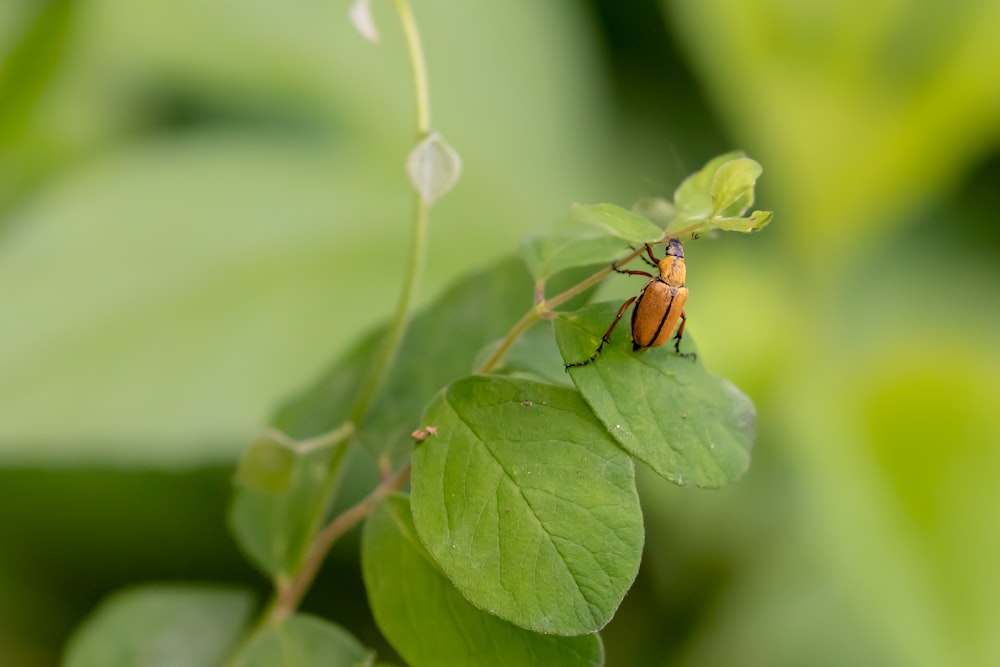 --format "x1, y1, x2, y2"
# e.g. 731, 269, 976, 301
228, 5, 435, 659
348, 0, 432, 425
394, 0, 431, 136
